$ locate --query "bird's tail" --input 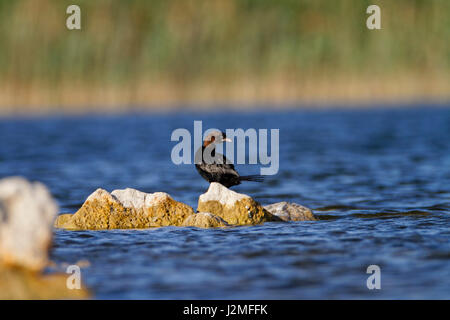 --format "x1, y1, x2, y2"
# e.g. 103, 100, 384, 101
239, 175, 264, 183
